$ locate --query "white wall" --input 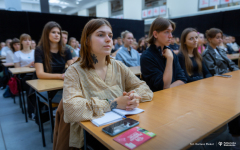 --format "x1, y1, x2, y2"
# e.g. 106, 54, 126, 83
78, 9, 89, 16
167, 0, 198, 18
123, 0, 142, 20
21, 3, 40, 12
96, 1, 110, 18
